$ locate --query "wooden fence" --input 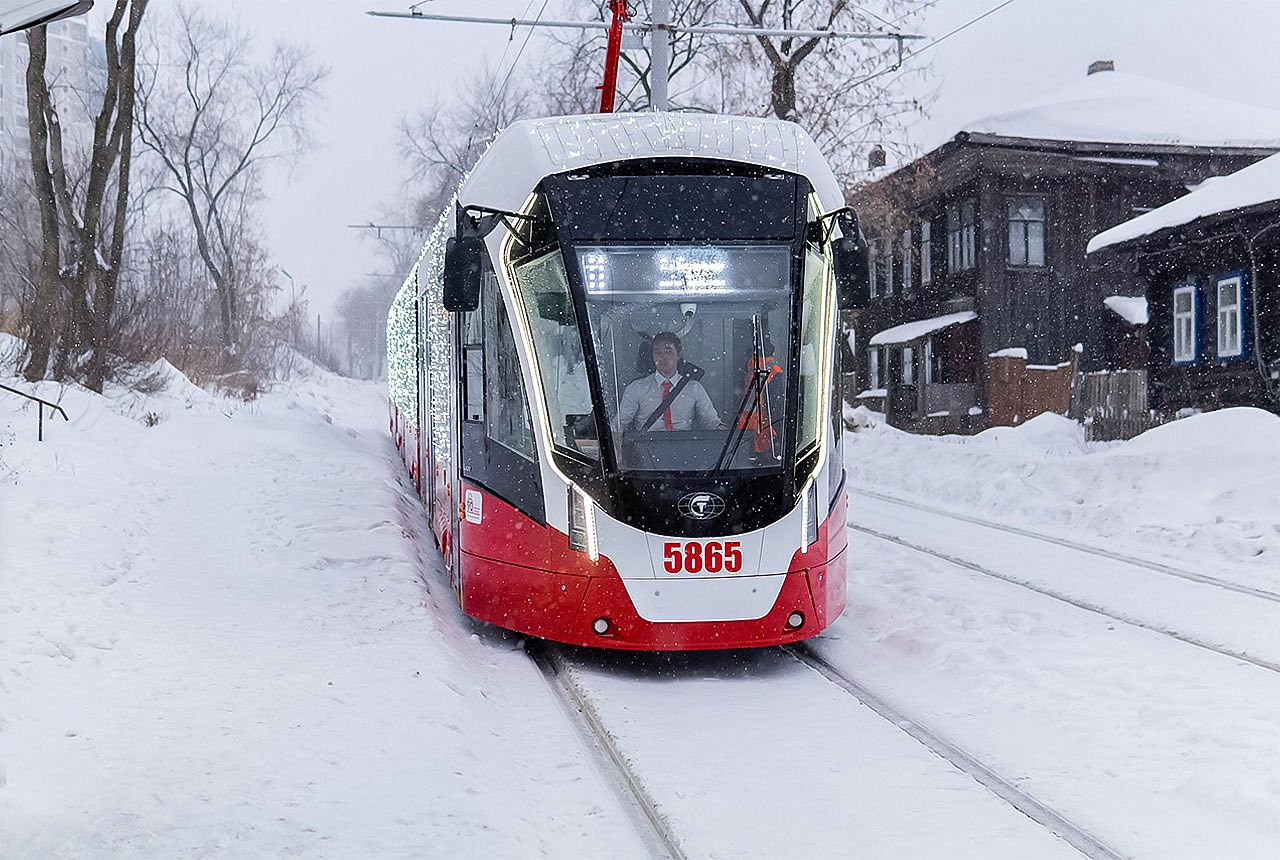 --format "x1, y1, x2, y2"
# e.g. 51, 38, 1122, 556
1070, 369, 1161, 441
